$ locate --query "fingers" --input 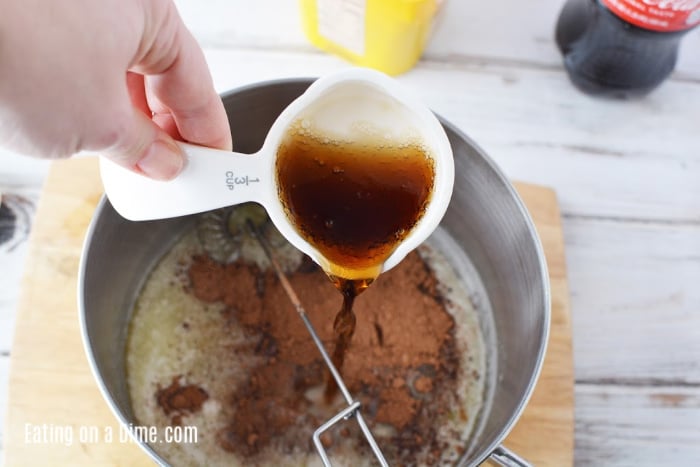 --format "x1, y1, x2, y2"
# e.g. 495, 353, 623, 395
126, 72, 151, 117
134, 2, 232, 152
128, 71, 183, 142
103, 2, 230, 181
101, 101, 185, 181
98, 71, 183, 180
